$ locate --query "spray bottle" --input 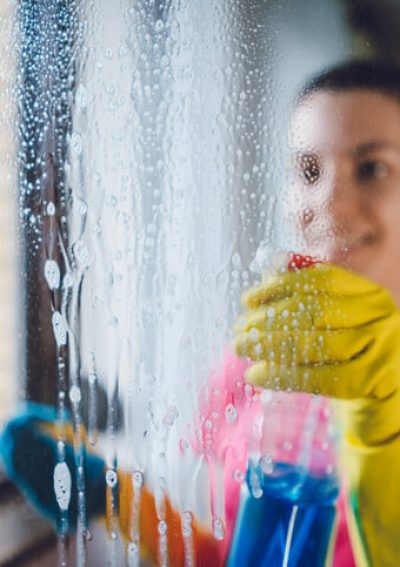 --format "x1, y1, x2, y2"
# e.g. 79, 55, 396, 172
227, 245, 340, 567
